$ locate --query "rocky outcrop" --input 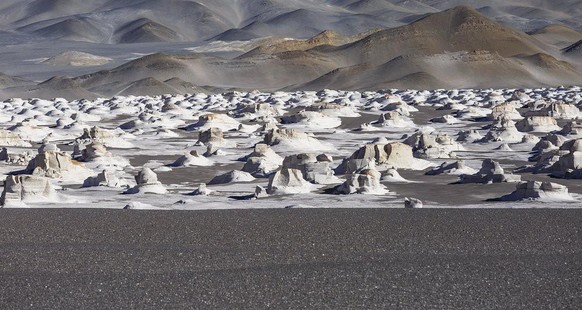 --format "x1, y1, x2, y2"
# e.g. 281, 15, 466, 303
1, 175, 58, 205
124, 167, 167, 194
459, 159, 521, 184
266, 168, 312, 194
